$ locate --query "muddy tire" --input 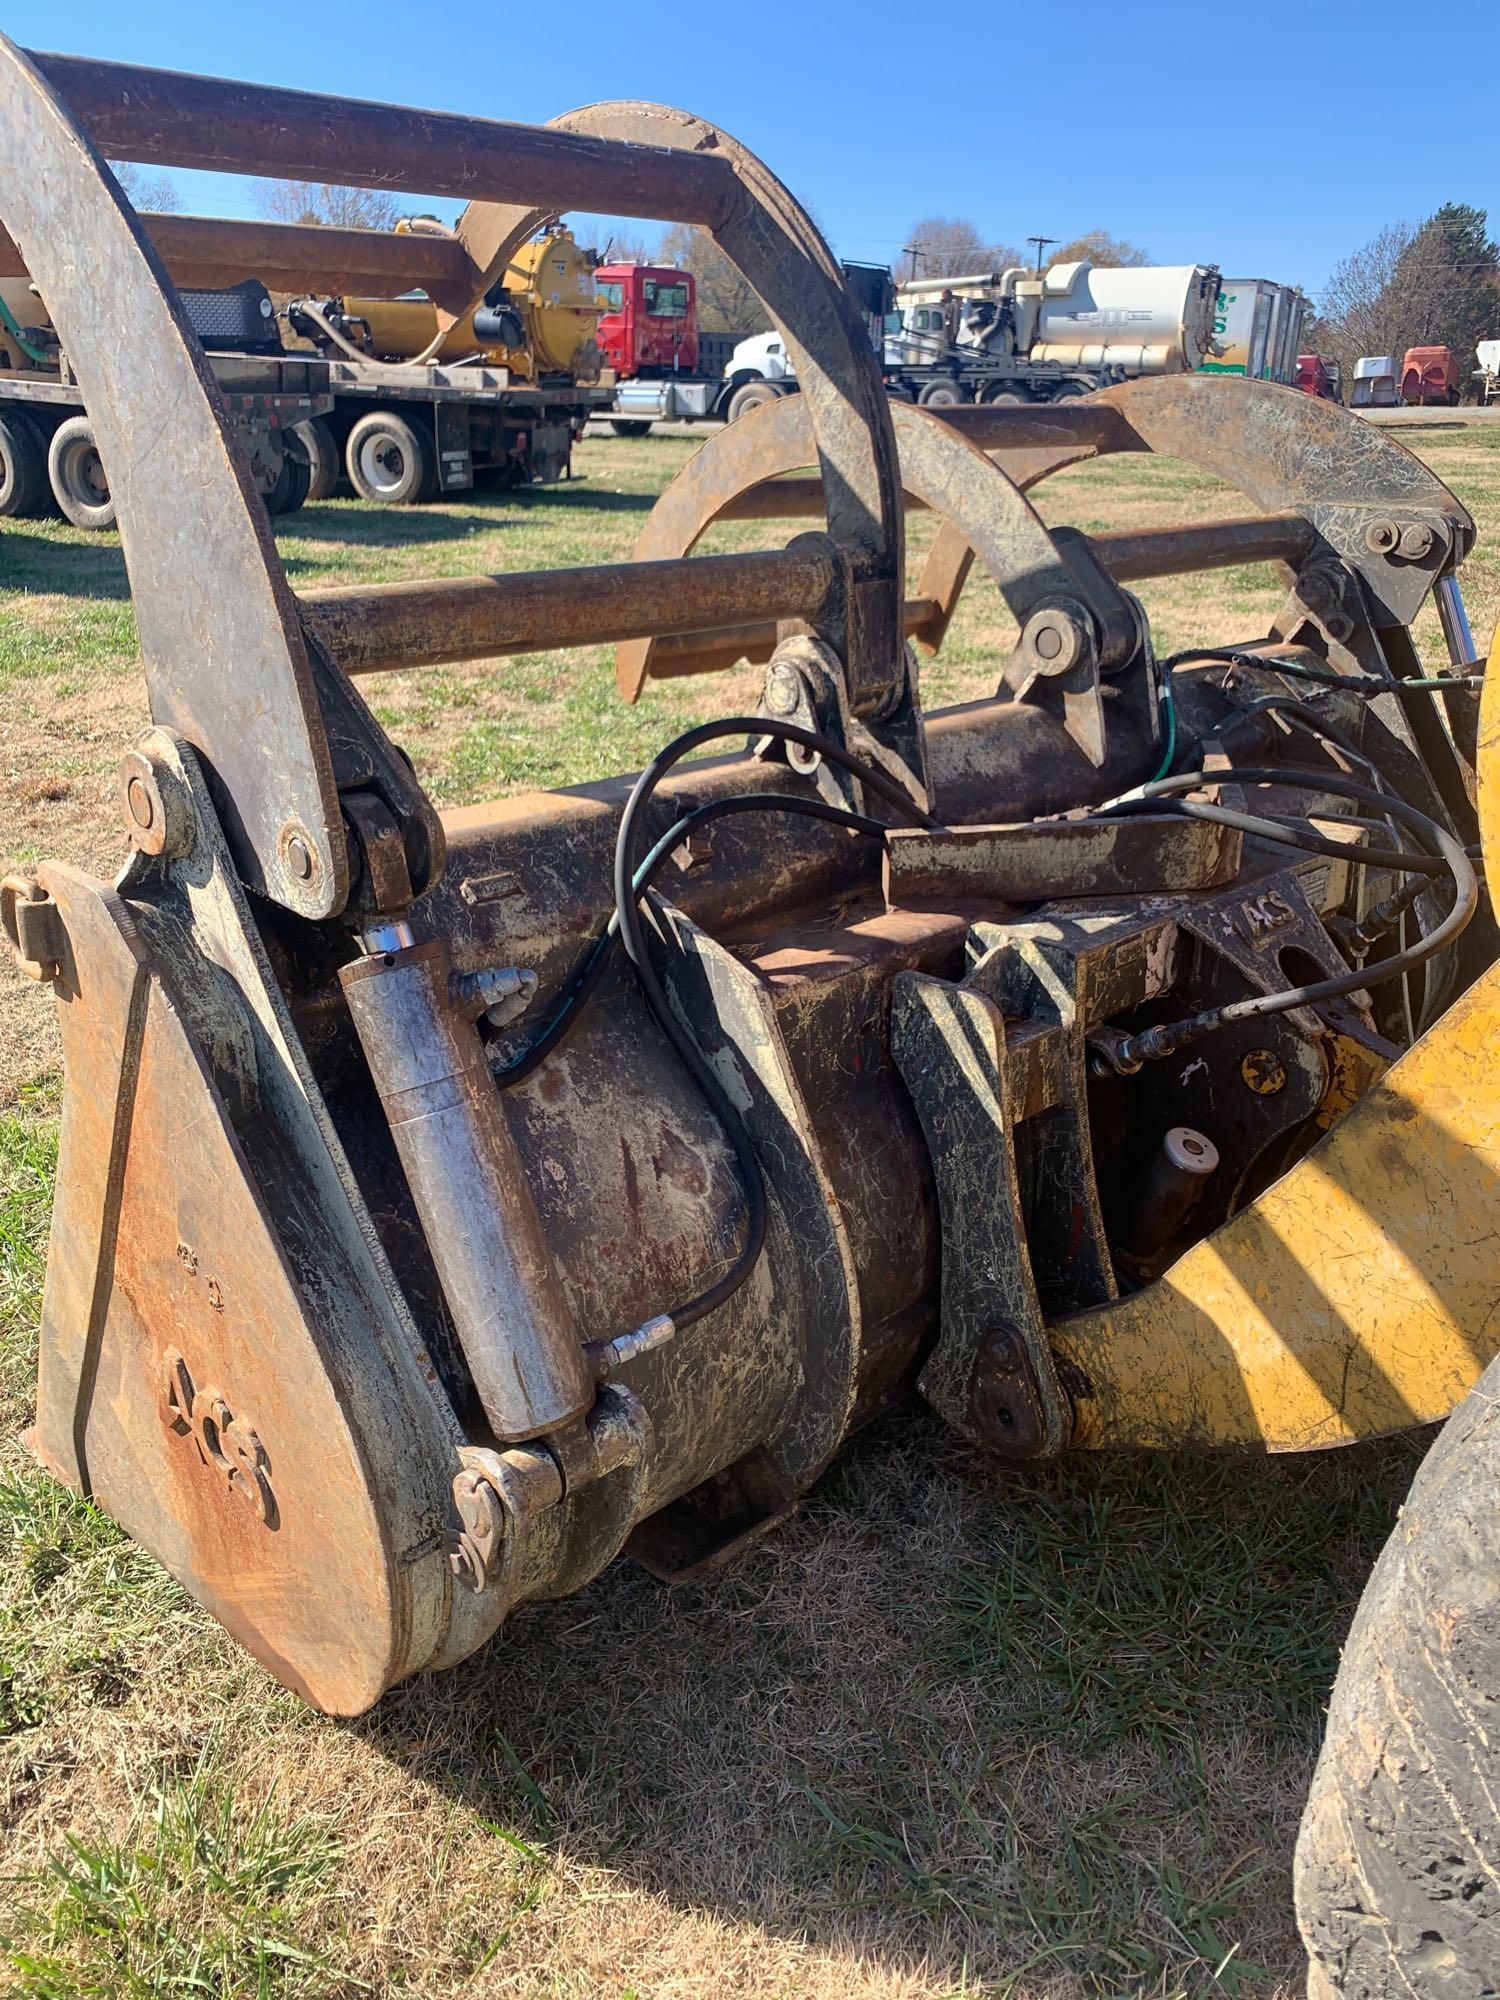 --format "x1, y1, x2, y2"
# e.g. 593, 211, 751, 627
0, 408, 52, 517
1295, 1352, 1499, 1997
47, 416, 115, 530
292, 417, 339, 502
345, 409, 438, 505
